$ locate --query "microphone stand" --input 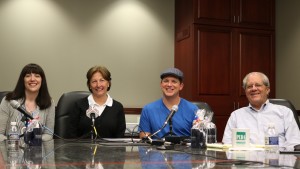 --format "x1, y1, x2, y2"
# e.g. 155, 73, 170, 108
142, 120, 168, 146
21, 116, 30, 128
164, 118, 186, 145
90, 113, 97, 141
21, 116, 30, 140
91, 118, 95, 141
169, 119, 174, 136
